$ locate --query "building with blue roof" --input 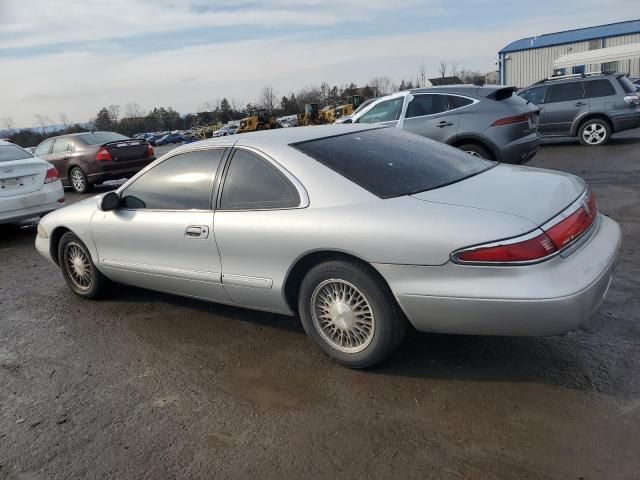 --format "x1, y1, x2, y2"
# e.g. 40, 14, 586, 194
498, 19, 640, 87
